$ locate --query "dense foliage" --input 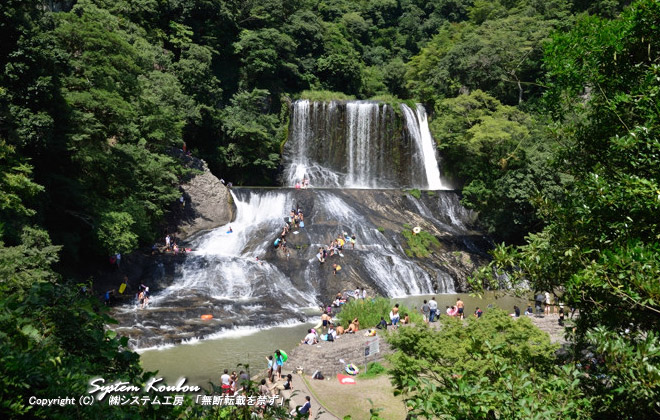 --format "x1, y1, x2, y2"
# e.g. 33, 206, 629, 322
470, 1, 660, 418
387, 310, 592, 419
